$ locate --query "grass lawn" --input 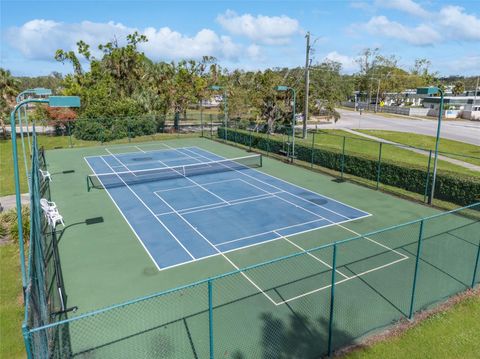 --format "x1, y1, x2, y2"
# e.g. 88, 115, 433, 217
357, 130, 480, 167
0, 242, 25, 359
342, 291, 480, 359
289, 130, 478, 177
